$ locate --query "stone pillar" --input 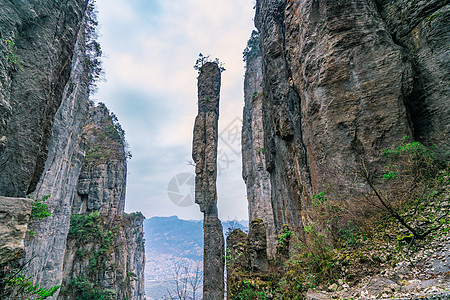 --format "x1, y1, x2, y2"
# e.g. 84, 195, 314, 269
192, 62, 224, 300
